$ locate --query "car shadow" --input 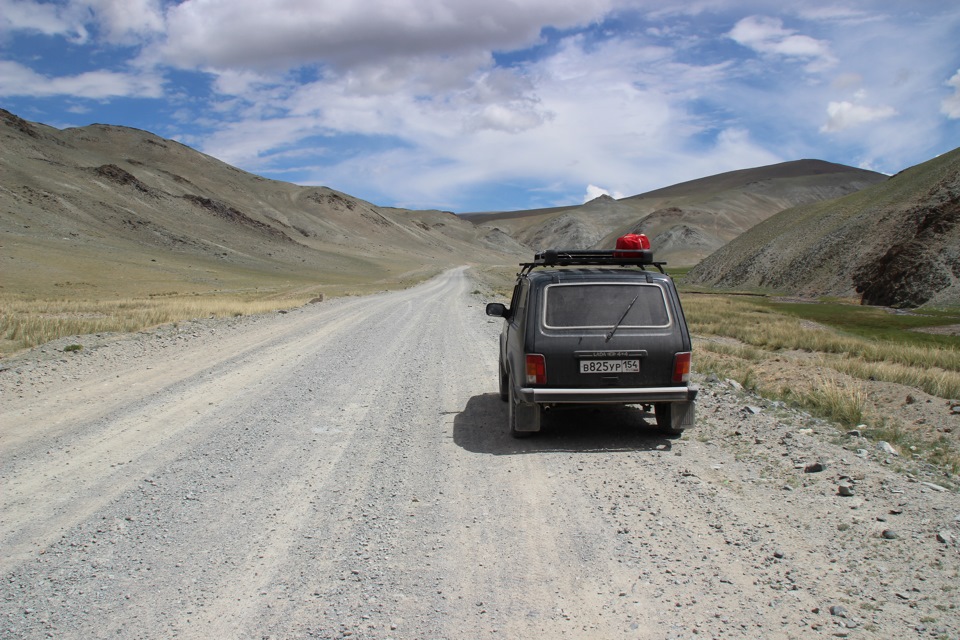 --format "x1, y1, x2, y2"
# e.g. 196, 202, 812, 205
452, 392, 677, 455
